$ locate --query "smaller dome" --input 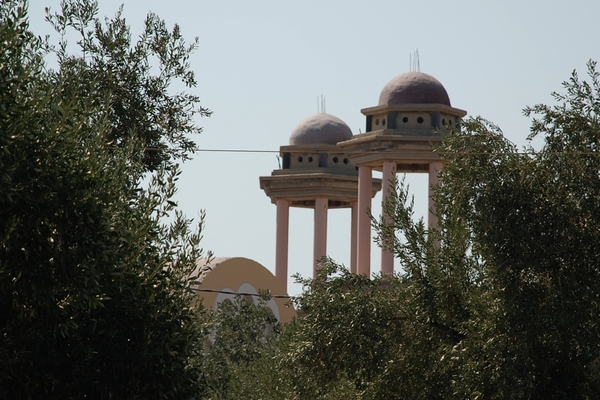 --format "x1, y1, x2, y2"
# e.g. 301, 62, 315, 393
379, 72, 451, 106
289, 113, 353, 146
